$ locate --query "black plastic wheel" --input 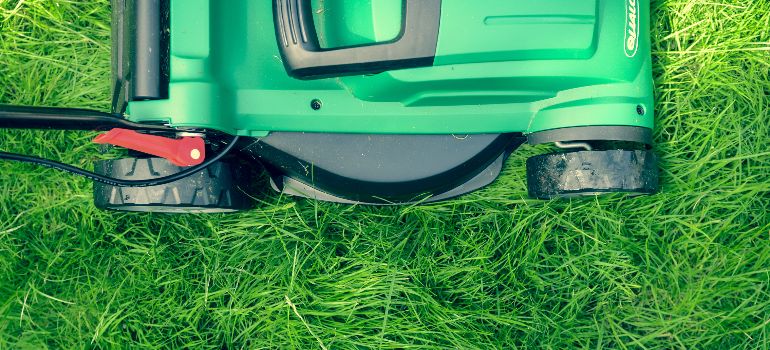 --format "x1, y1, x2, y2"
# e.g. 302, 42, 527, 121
94, 158, 256, 213
526, 149, 658, 199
